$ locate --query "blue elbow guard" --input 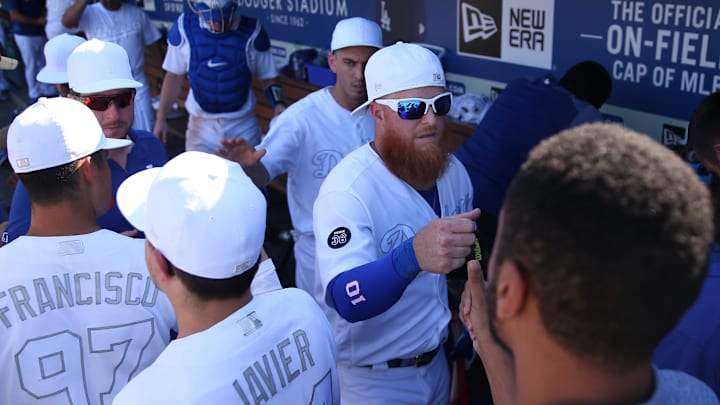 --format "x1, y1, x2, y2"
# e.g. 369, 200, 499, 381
265, 84, 285, 109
